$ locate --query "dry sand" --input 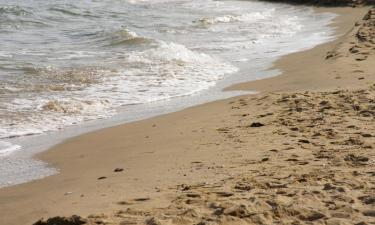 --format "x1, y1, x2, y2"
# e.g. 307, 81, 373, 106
0, 6, 374, 225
